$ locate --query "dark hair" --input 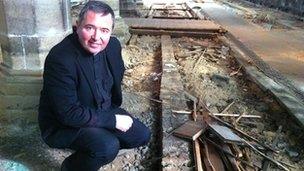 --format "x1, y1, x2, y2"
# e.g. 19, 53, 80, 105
78, 1, 115, 28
